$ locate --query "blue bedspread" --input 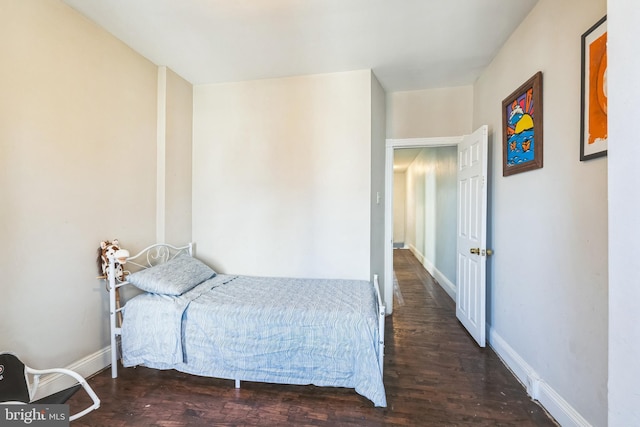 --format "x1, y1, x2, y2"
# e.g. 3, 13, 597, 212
121, 274, 387, 407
